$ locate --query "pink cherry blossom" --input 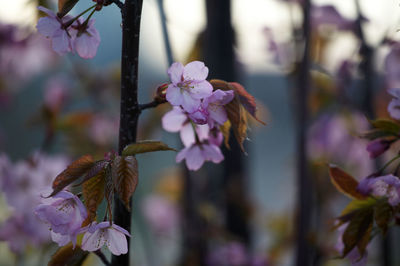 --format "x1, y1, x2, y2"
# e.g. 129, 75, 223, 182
35, 191, 87, 247
202, 89, 234, 128
357, 175, 400, 206
142, 195, 179, 235
81, 222, 130, 255
36, 6, 73, 56
176, 141, 224, 171
71, 19, 101, 59
166, 61, 213, 113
